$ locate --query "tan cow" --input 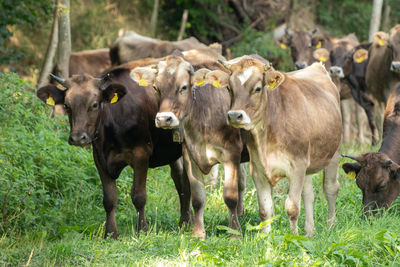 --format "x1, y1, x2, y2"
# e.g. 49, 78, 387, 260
130, 55, 255, 239
215, 58, 342, 236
